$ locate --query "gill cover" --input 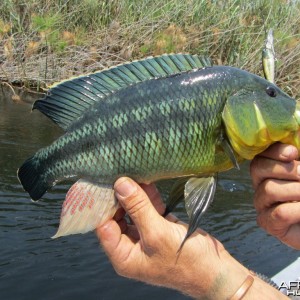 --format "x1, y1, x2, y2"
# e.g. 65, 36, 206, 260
222, 87, 299, 159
